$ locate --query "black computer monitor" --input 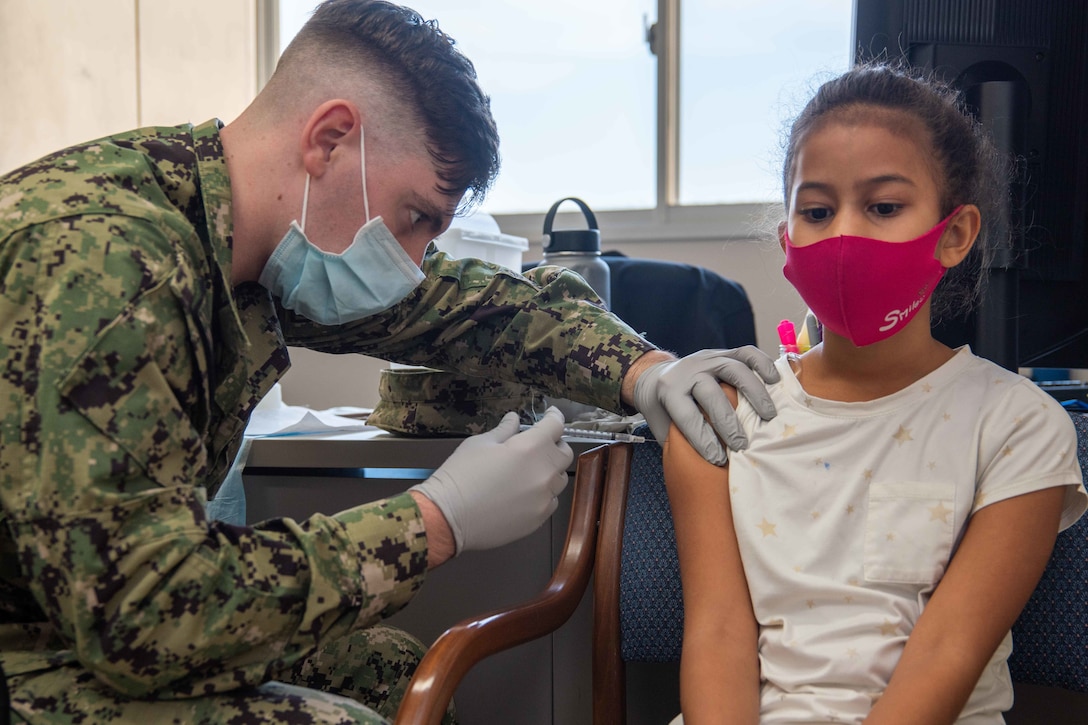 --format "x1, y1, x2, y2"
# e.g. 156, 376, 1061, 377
853, 0, 1088, 372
